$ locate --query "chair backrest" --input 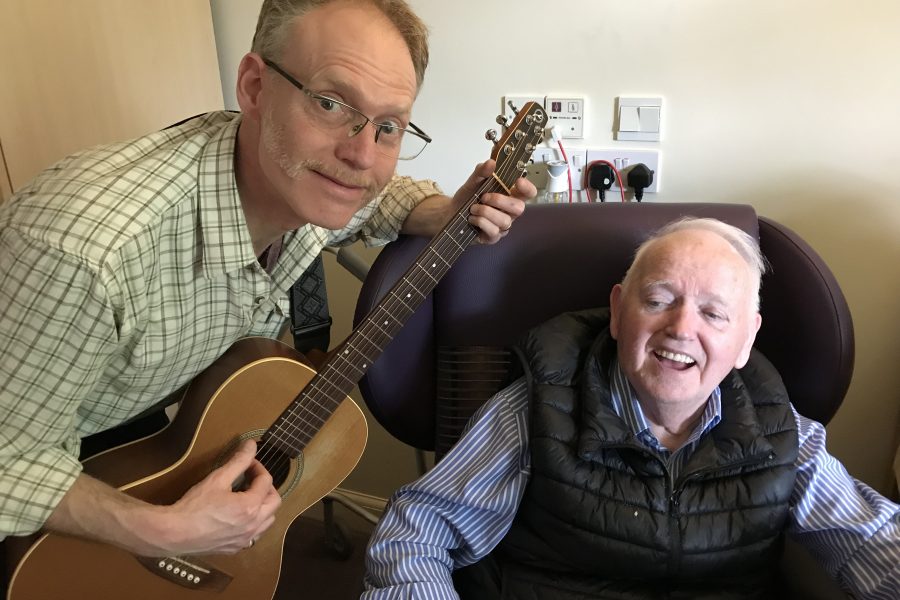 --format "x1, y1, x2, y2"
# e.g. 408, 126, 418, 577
354, 203, 855, 454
